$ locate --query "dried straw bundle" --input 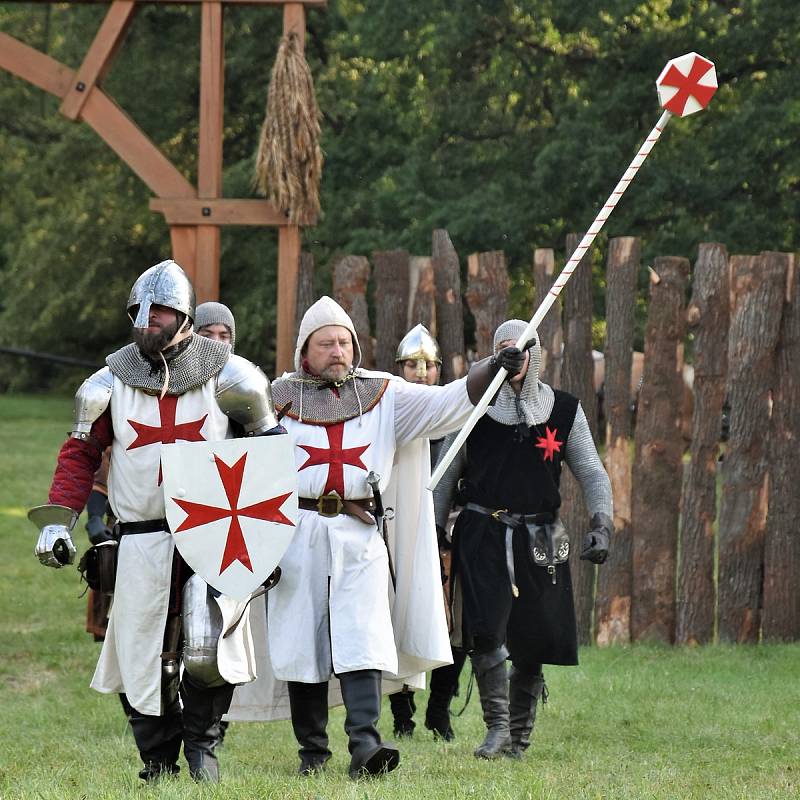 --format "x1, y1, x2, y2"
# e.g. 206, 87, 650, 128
254, 32, 322, 225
